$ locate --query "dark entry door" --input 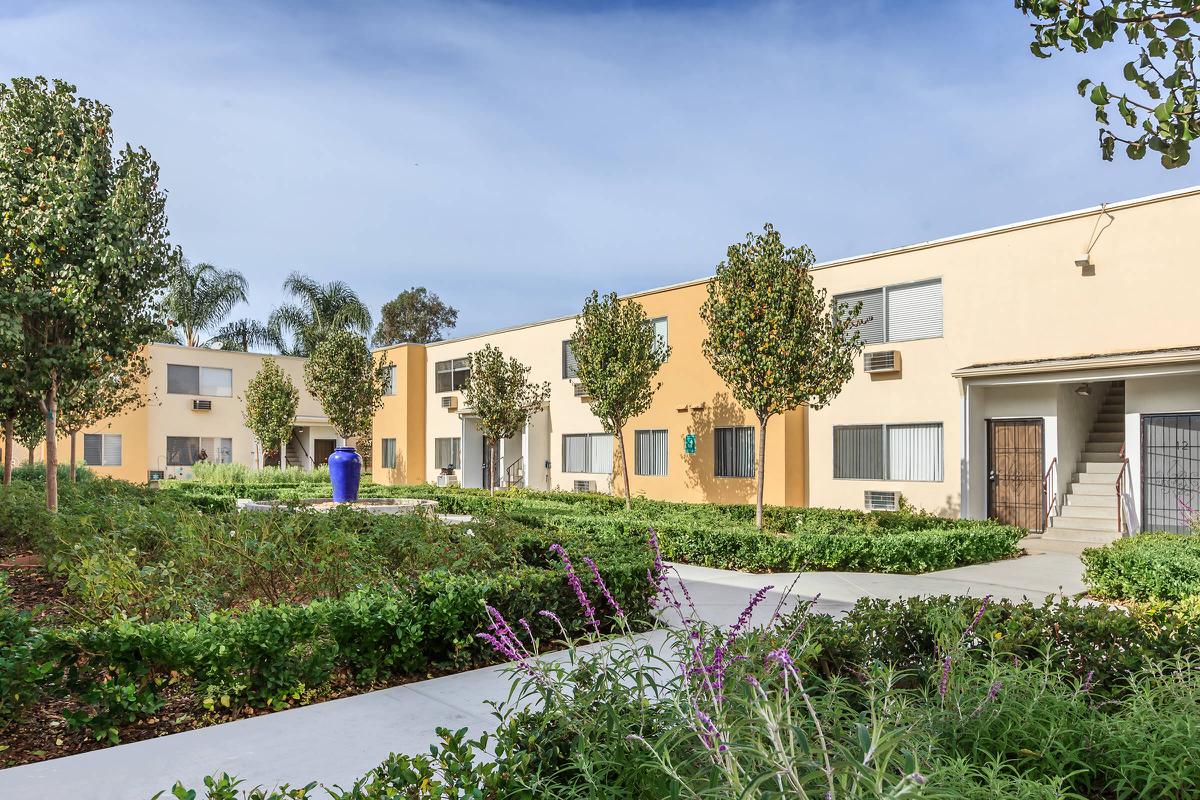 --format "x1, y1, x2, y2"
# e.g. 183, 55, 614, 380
481, 435, 492, 490
987, 419, 1045, 532
313, 439, 336, 467
1142, 413, 1200, 533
